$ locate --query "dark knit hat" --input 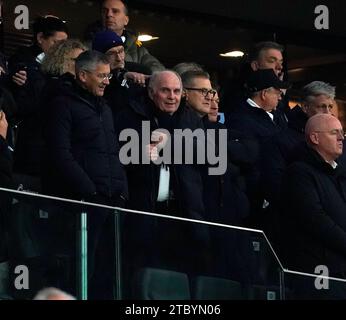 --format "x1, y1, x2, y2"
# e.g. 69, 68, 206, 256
92, 30, 124, 54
